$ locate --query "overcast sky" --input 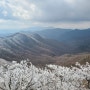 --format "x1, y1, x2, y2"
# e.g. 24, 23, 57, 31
0, 0, 90, 29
